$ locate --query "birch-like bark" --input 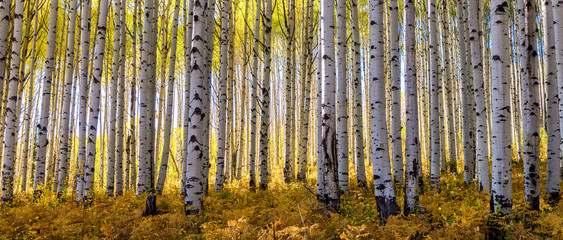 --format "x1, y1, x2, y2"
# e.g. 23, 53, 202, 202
389, 0, 402, 184
34, 0, 59, 197
545, 0, 560, 201
336, 0, 348, 194
107, 0, 124, 197
490, 0, 513, 215
429, 0, 440, 189
20, 0, 41, 192
1, 0, 25, 203
215, 0, 230, 192
351, 0, 366, 187
442, 0, 457, 173
259, 0, 273, 190
550, 0, 563, 200
185, 0, 209, 215
283, 0, 296, 183
249, 0, 261, 190
115, 0, 127, 195
468, 0, 489, 192
182, 0, 194, 195
297, 0, 313, 182
458, 0, 475, 184
517, 0, 540, 210
75, 0, 92, 202
0, 0, 10, 110
370, 0, 400, 220
319, 0, 339, 212
156, 0, 181, 194
137, 0, 157, 195
80, 0, 110, 203
57, 0, 79, 196
403, 0, 419, 216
